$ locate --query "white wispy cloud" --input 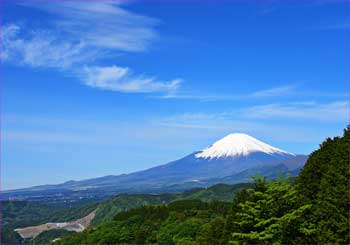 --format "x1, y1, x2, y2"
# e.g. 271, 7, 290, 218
244, 101, 348, 121
2, 1, 157, 68
81, 65, 181, 93
152, 100, 348, 146
156, 83, 347, 102
1, 1, 181, 94
4, 100, 347, 156
19, 0, 158, 53
2, 24, 95, 69
251, 85, 295, 97
156, 85, 296, 101
157, 101, 348, 130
